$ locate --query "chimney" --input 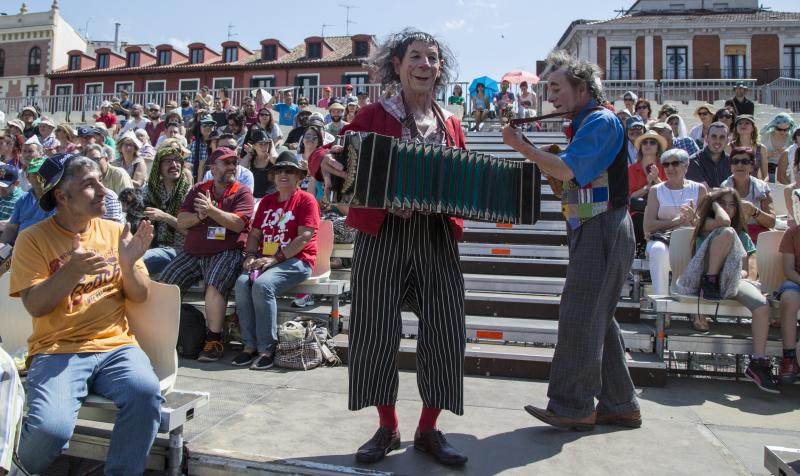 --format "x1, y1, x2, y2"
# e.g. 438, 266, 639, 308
114, 22, 121, 53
